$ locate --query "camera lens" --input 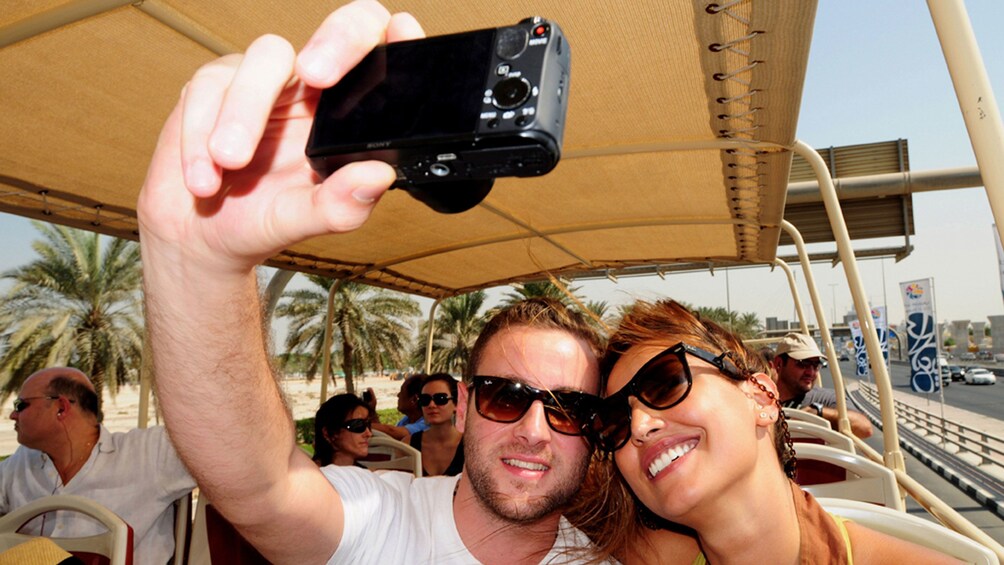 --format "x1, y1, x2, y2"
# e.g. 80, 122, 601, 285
492, 77, 531, 110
